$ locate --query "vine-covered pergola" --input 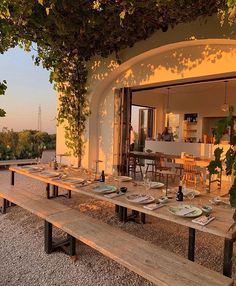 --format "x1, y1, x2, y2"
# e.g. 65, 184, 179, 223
0, 0, 234, 160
